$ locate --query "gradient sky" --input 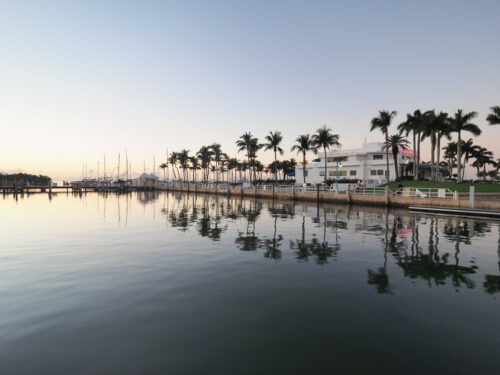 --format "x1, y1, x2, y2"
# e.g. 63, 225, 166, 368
1, 0, 499, 180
